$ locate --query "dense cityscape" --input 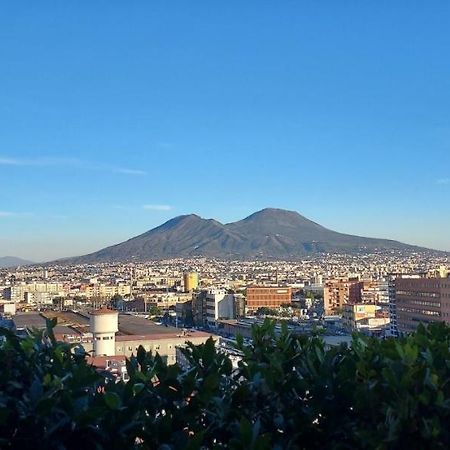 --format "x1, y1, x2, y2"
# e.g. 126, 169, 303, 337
1, 249, 448, 379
